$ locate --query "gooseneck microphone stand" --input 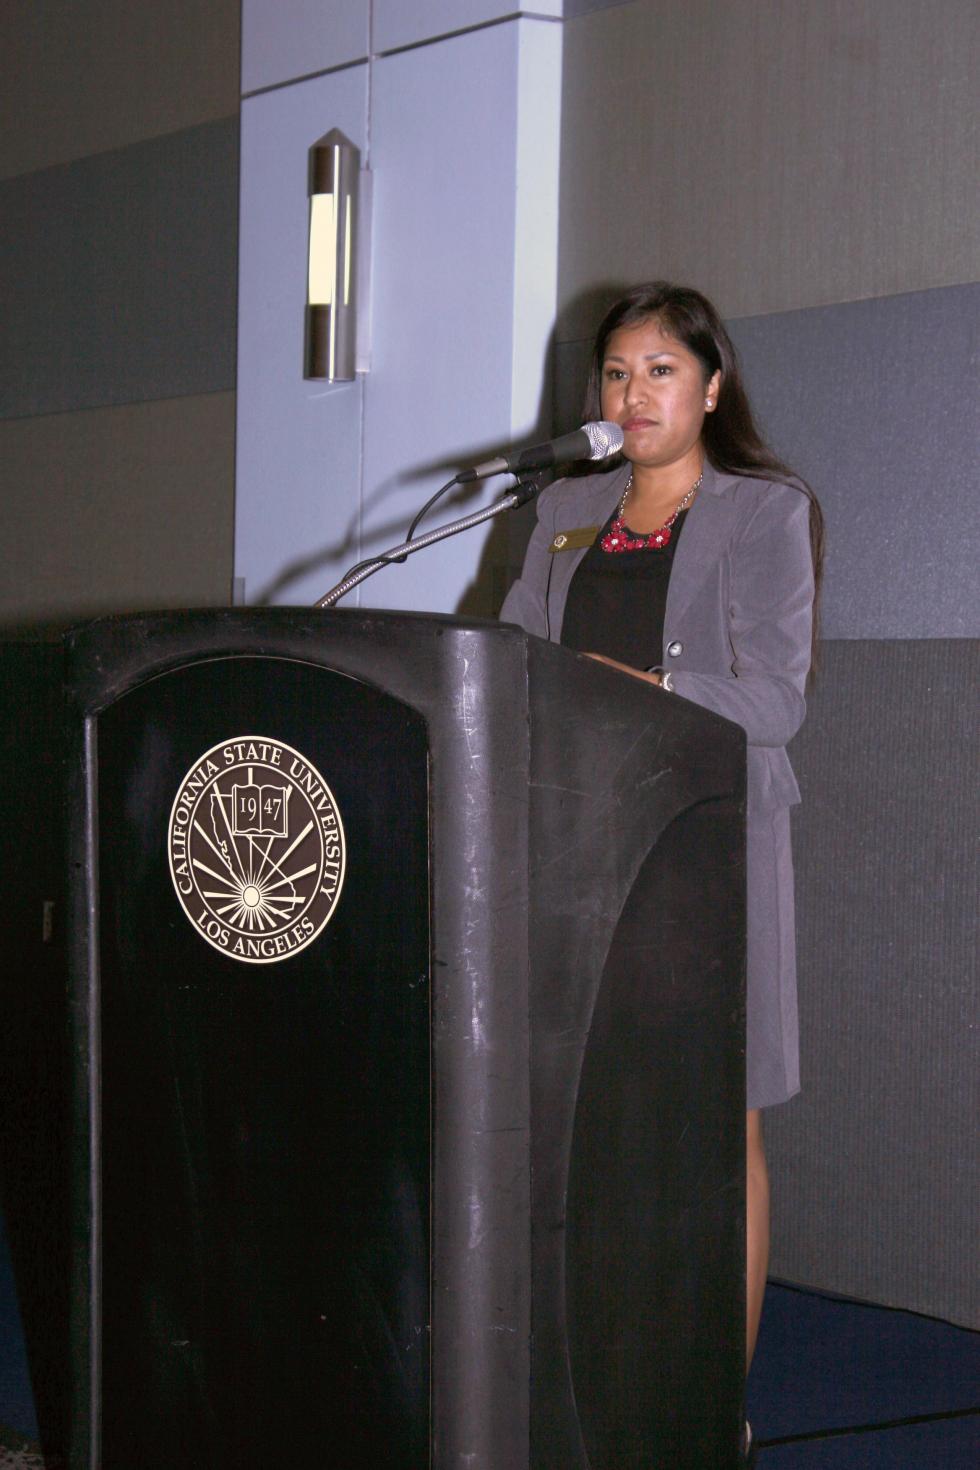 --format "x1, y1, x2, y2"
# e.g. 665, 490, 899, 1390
314, 476, 542, 609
